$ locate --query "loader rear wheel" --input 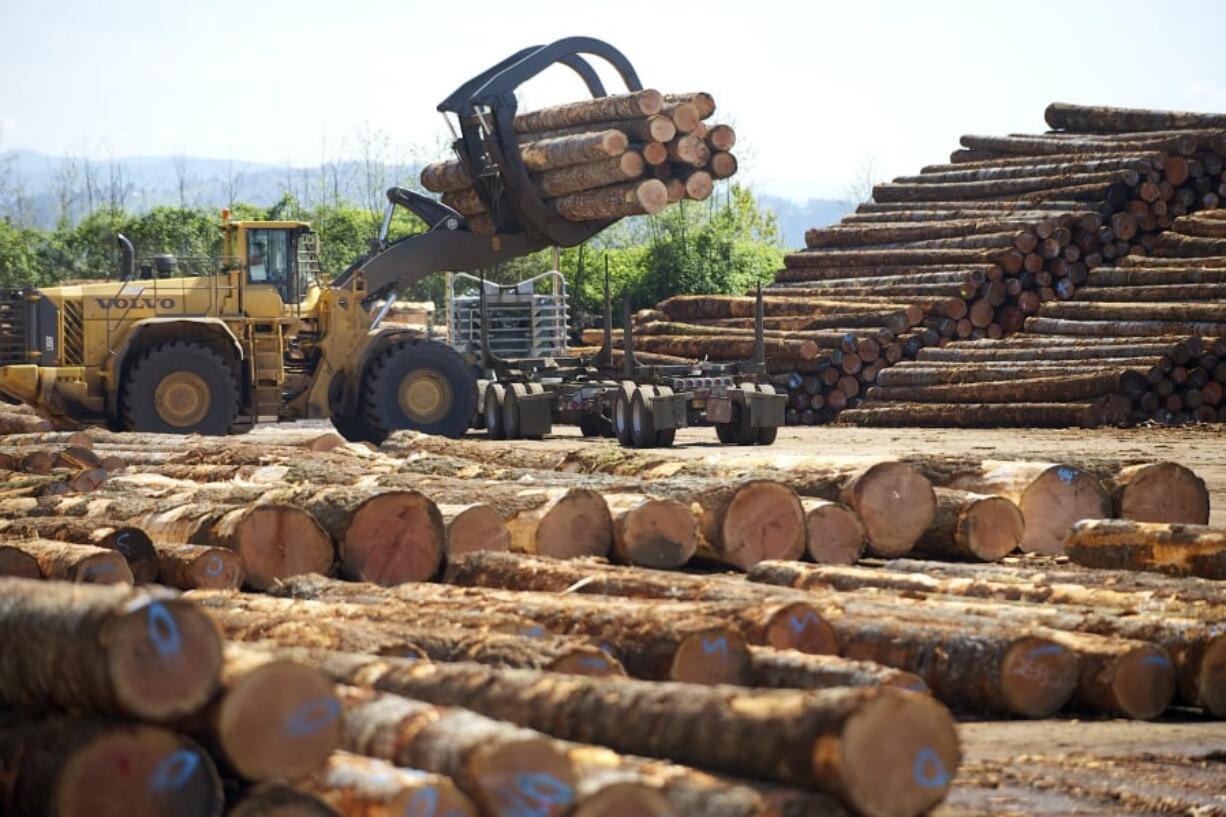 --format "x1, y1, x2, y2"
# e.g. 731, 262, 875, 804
122, 342, 238, 435
365, 340, 477, 441
331, 409, 377, 444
